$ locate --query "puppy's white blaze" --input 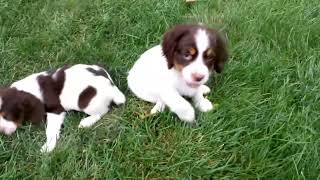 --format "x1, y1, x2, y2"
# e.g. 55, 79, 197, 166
0, 118, 17, 135
194, 29, 210, 70
182, 29, 210, 85
195, 29, 210, 53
